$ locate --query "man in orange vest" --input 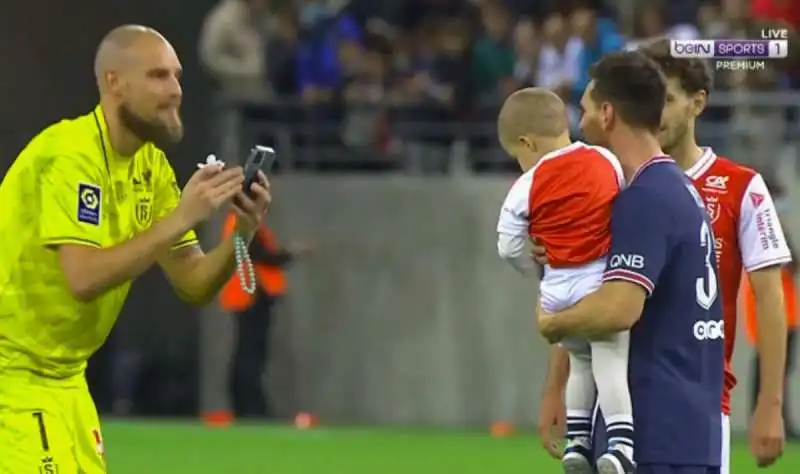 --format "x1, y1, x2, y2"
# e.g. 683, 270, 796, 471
219, 211, 313, 419
742, 177, 798, 438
